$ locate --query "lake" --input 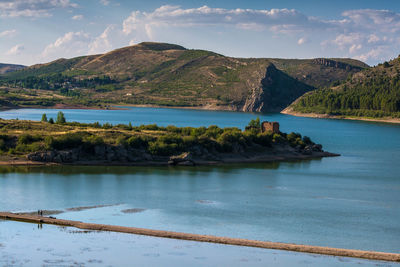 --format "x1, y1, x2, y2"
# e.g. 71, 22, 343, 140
0, 107, 399, 255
